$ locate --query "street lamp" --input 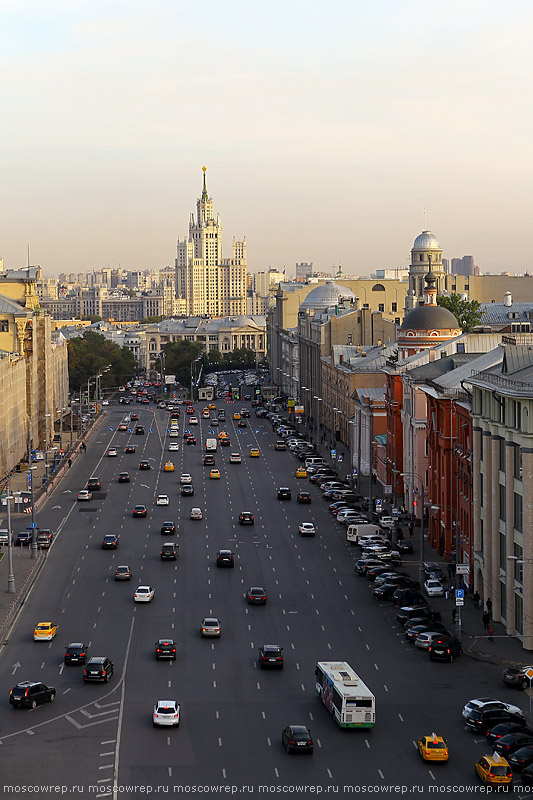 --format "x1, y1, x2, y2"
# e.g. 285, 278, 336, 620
27, 412, 50, 559
4, 479, 16, 593
401, 472, 426, 585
